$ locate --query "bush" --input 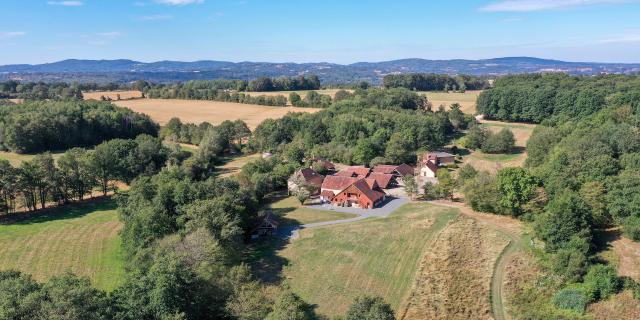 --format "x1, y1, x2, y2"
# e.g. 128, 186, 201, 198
583, 264, 621, 301
552, 288, 588, 314
481, 128, 515, 154
622, 215, 640, 241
